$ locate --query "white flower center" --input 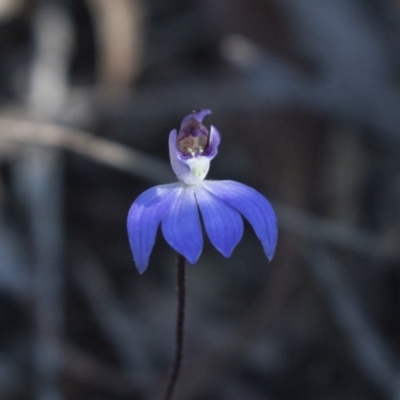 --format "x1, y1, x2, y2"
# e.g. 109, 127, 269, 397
180, 156, 210, 185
